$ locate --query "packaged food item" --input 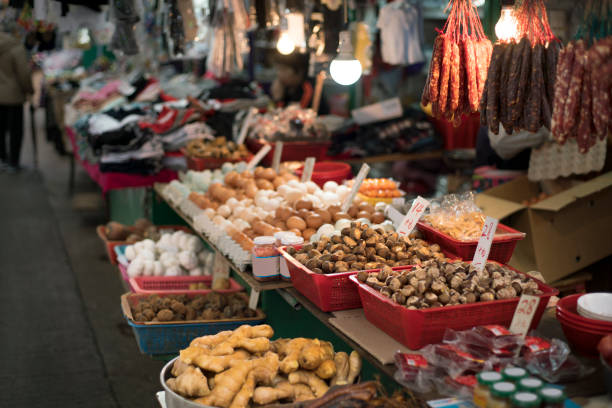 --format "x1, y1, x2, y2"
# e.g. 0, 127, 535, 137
252, 236, 279, 281
510, 391, 541, 408
502, 367, 528, 383
394, 353, 436, 393
522, 337, 594, 383
279, 235, 303, 280
487, 381, 517, 408
539, 387, 565, 408
445, 326, 524, 361
423, 192, 486, 241
423, 344, 489, 378
517, 377, 544, 392
436, 374, 478, 399
473, 371, 503, 408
